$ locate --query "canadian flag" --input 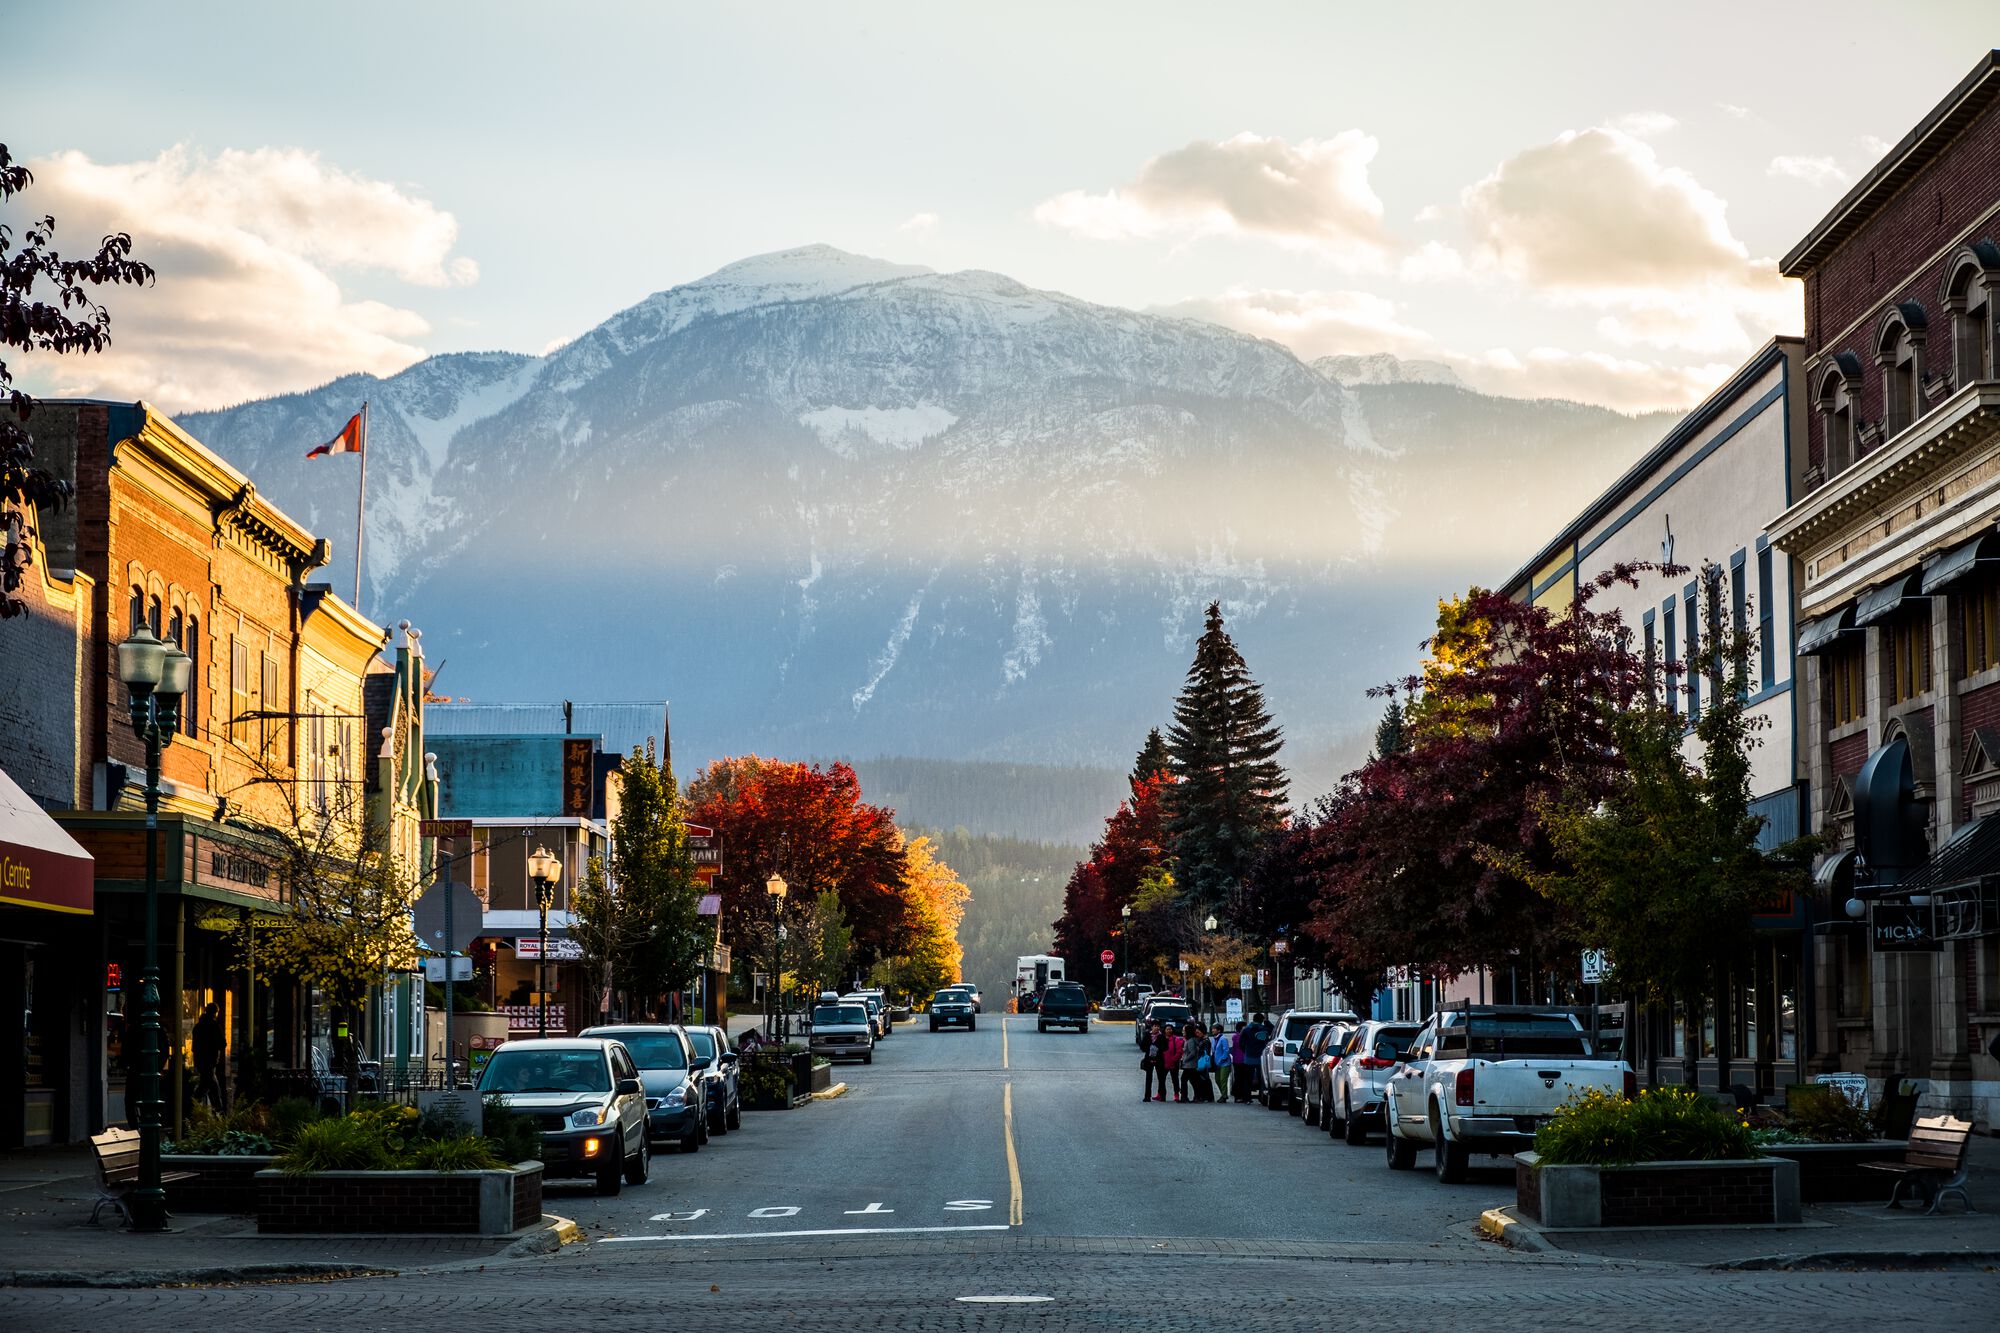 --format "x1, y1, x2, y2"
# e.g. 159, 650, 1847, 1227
305, 411, 364, 458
